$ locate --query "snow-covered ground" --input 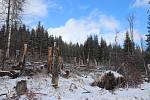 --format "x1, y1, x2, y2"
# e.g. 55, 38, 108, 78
0, 73, 150, 100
